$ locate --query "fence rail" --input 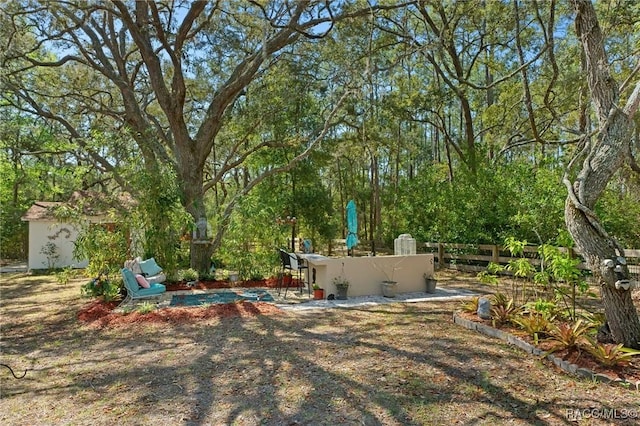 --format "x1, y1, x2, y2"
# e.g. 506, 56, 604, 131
420, 242, 640, 275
